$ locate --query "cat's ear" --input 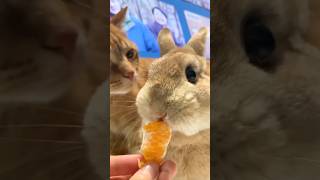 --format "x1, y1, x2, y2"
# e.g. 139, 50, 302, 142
111, 7, 127, 28
158, 28, 176, 56
186, 27, 208, 56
